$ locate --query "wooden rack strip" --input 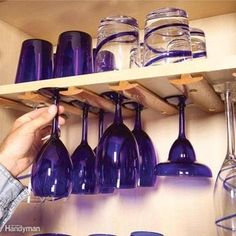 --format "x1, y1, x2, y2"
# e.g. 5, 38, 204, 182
0, 97, 31, 112
61, 87, 134, 117
17, 92, 87, 117
109, 81, 178, 115
169, 74, 224, 113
